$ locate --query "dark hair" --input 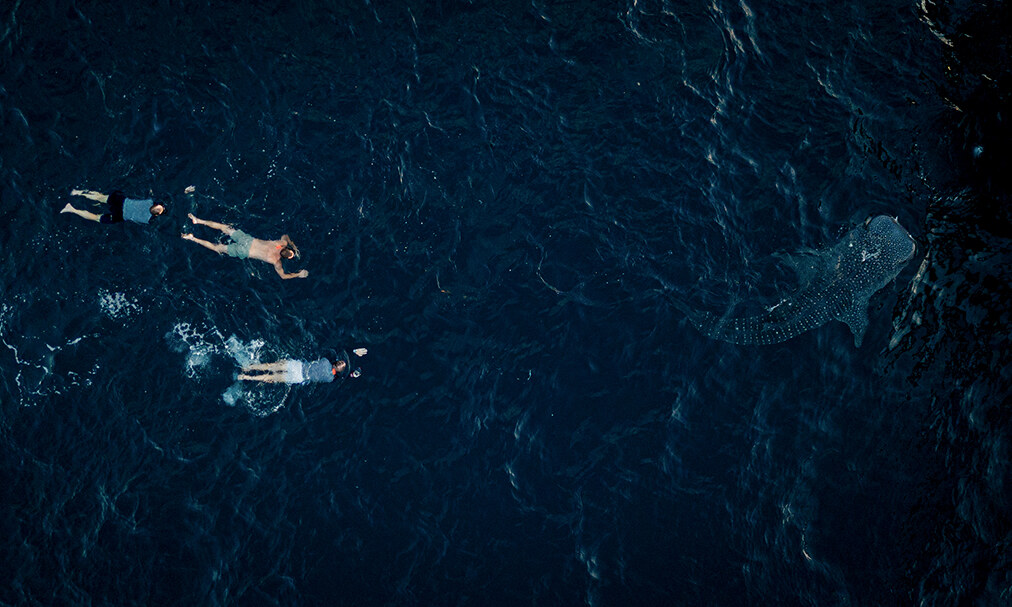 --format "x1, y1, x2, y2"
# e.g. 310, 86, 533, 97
280, 246, 295, 260
281, 235, 301, 259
